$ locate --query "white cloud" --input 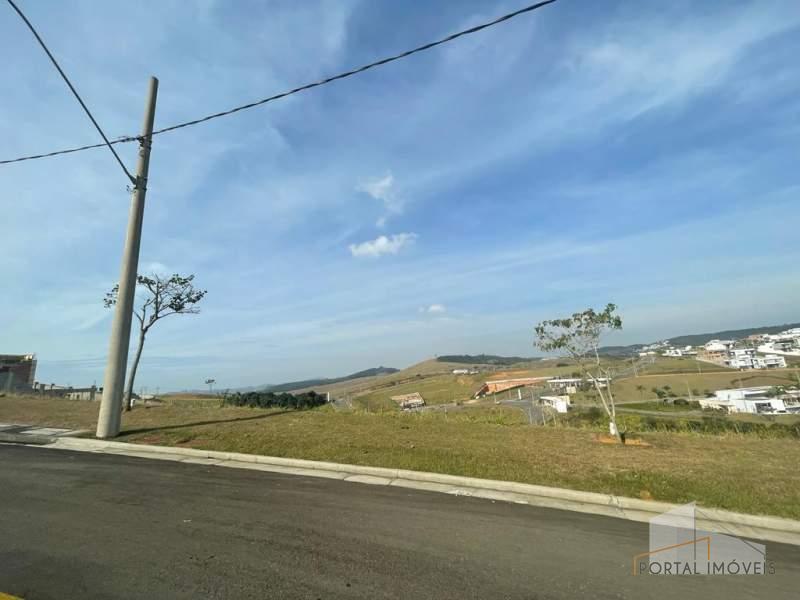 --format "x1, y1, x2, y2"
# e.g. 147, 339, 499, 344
420, 304, 446, 314
348, 233, 417, 258
357, 173, 393, 202
141, 261, 171, 276
356, 172, 403, 227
